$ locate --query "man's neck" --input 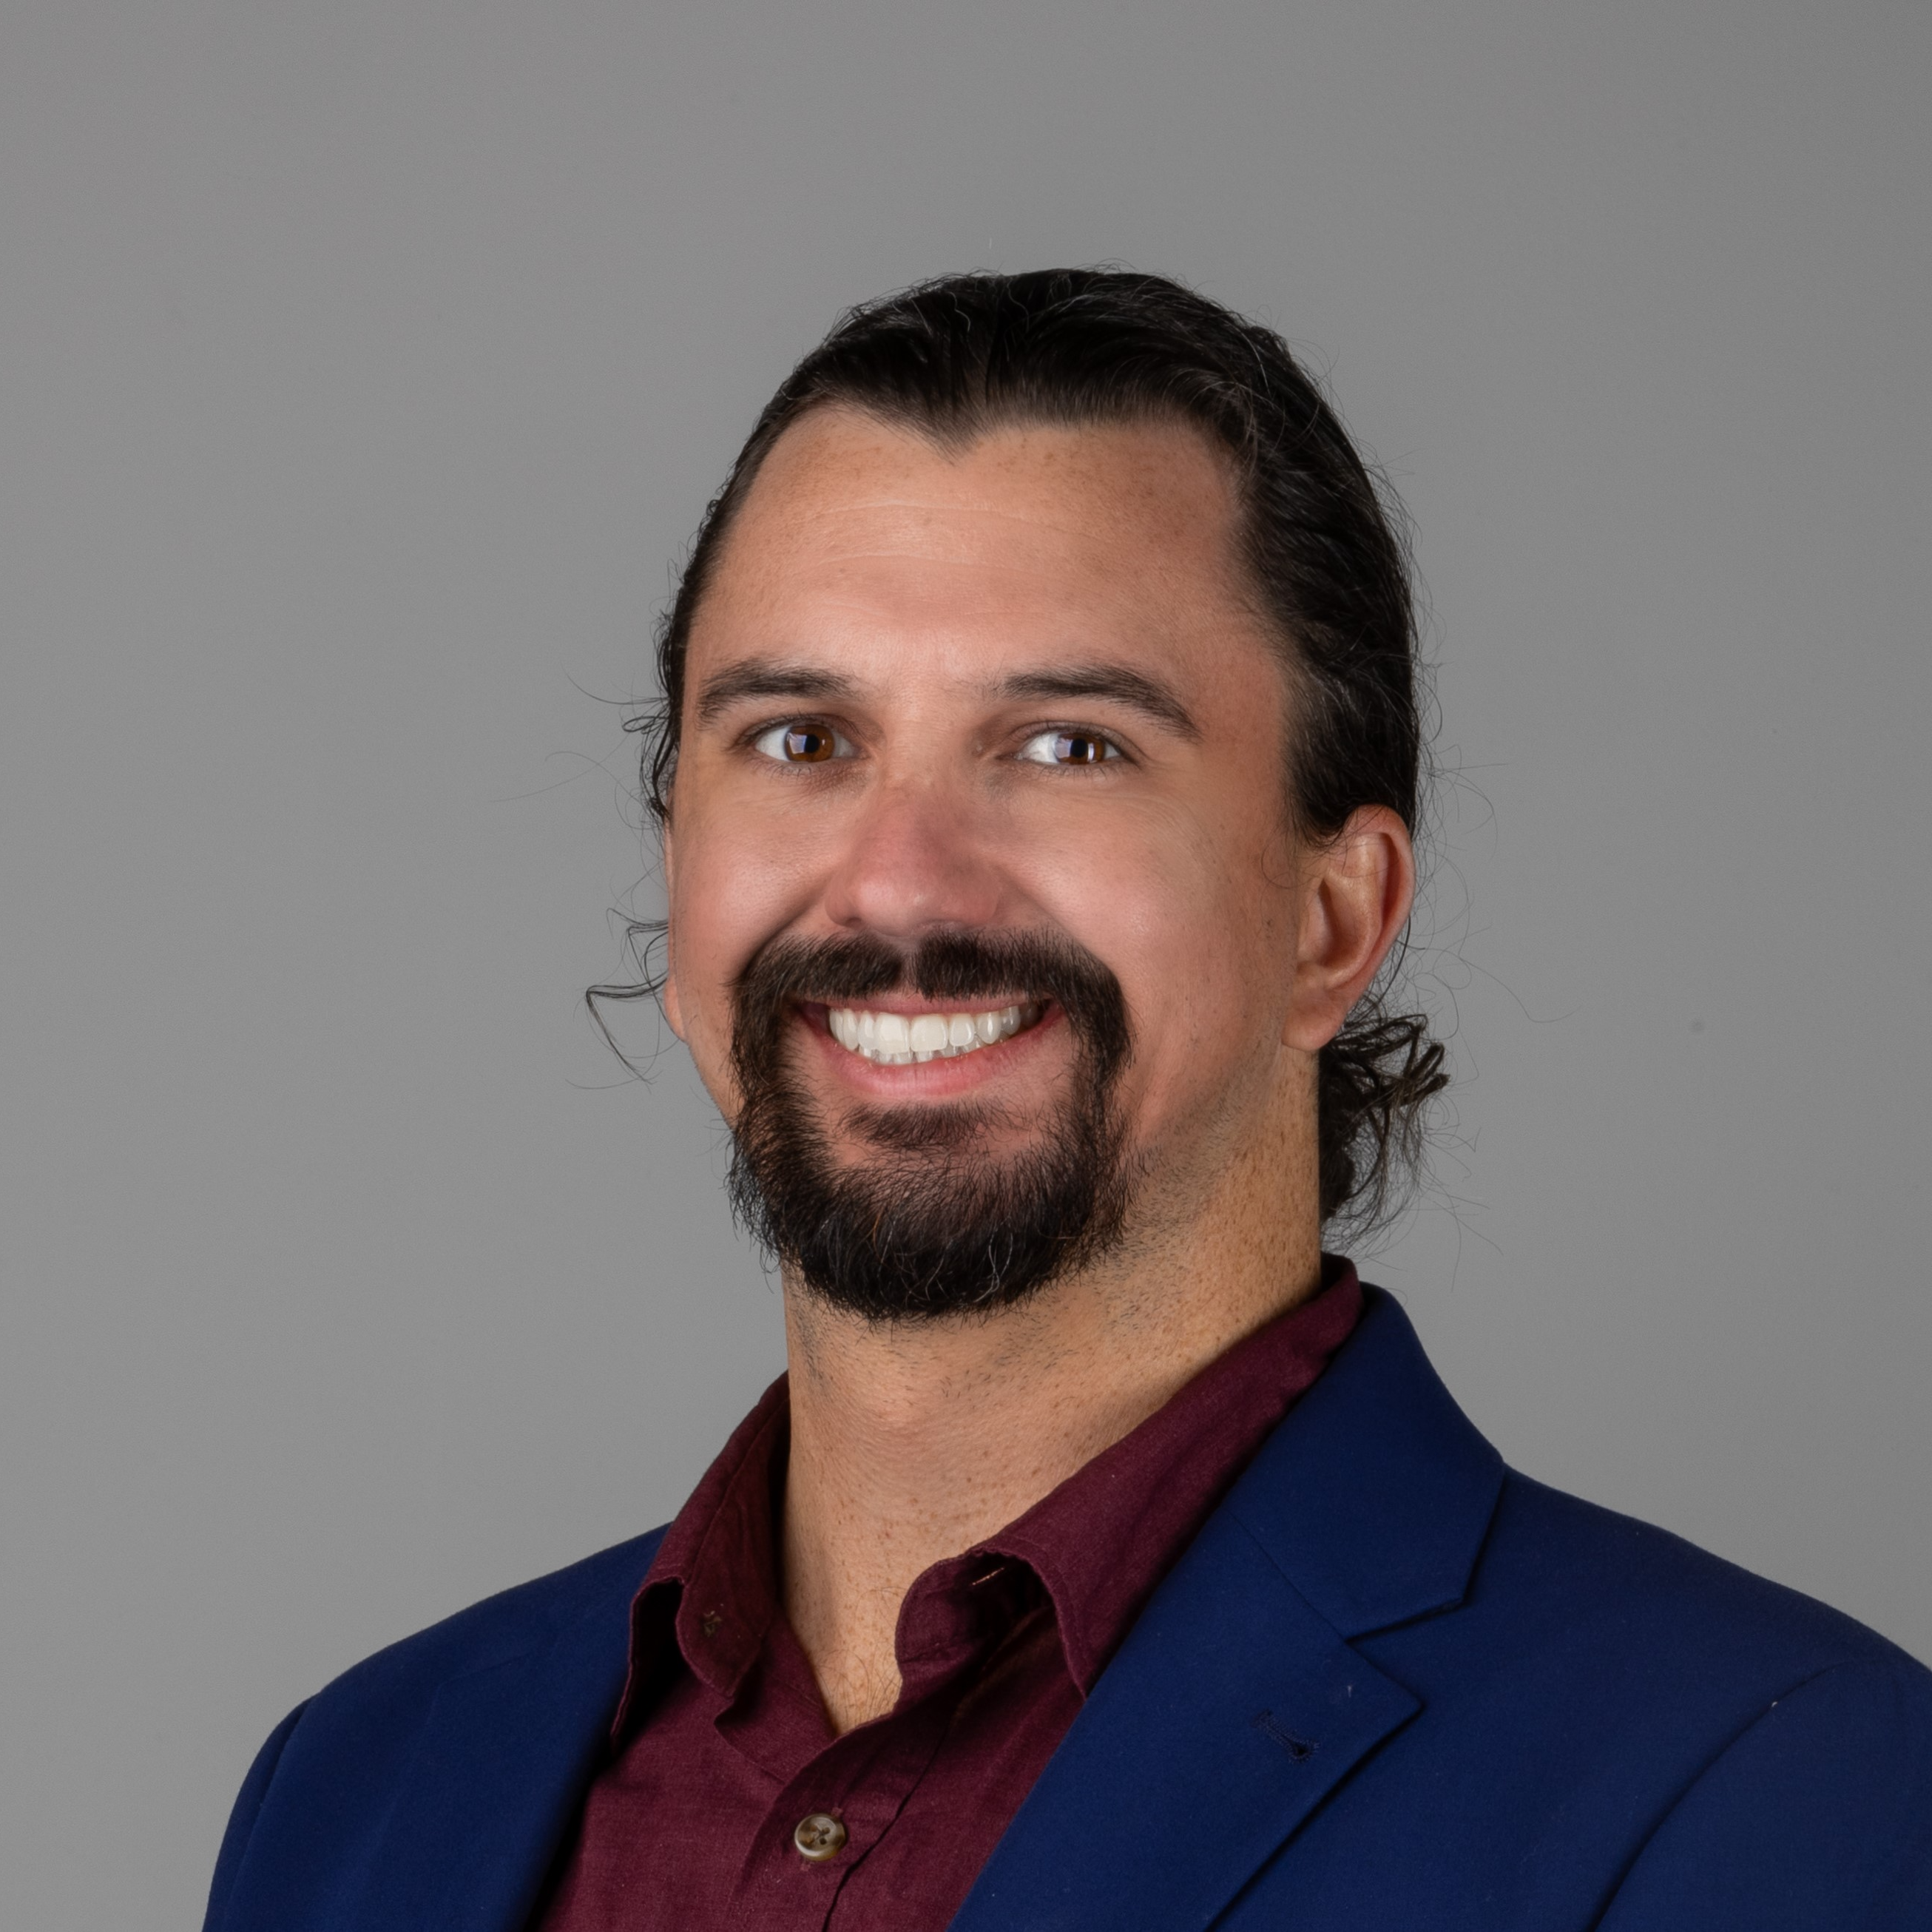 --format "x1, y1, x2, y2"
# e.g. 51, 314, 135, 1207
779, 1118, 1324, 1732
